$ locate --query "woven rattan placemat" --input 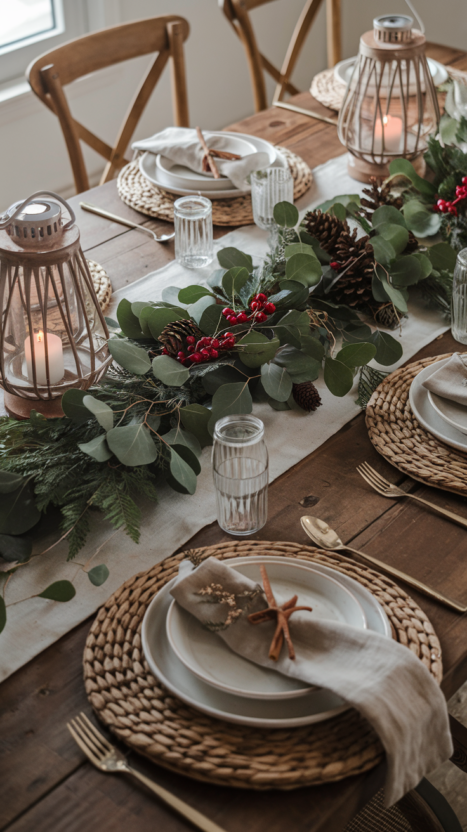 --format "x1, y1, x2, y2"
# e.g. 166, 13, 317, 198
117, 146, 312, 227
84, 540, 442, 790
366, 353, 467, 496
310, 68, 345, 111
87, 259, 112, 313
